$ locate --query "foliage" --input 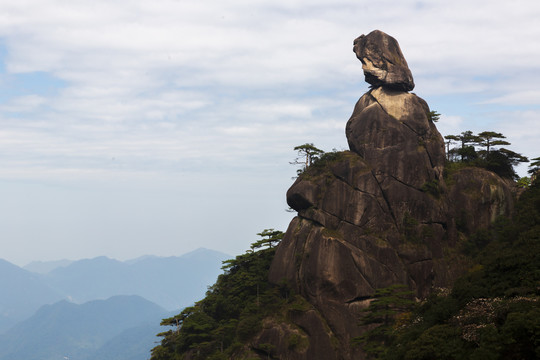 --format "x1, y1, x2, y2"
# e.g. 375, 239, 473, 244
476, 131, 510, 155
444, 134, 461, 161
428, 110, 440, 122
484, 148, 528, 179
303, 149, 350, 175
444, 130, 528, 180
421, 179, 441, 198
442, 160, 470, 183
517, 177, 530, 188
377, 181, 540, 360
528, 156, 540, 174
529, 157, 540, 184
290, 143, 324, 175
447, 131, 479, 162
291, 147, 354, 182
249, 229, 283, 250
151, 229, 284, 360
352, 285, 415, 359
